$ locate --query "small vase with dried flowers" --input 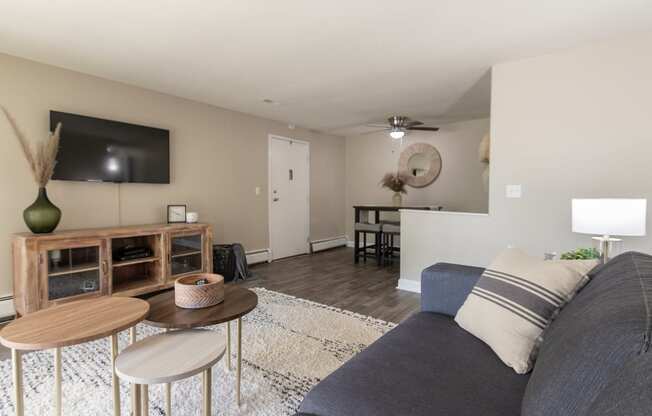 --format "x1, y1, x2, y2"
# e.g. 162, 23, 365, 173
1, 106, 63, 233
380, 172, 408, 207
